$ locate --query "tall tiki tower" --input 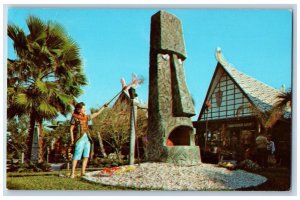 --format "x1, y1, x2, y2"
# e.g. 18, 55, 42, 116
147, 11, 201, 165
